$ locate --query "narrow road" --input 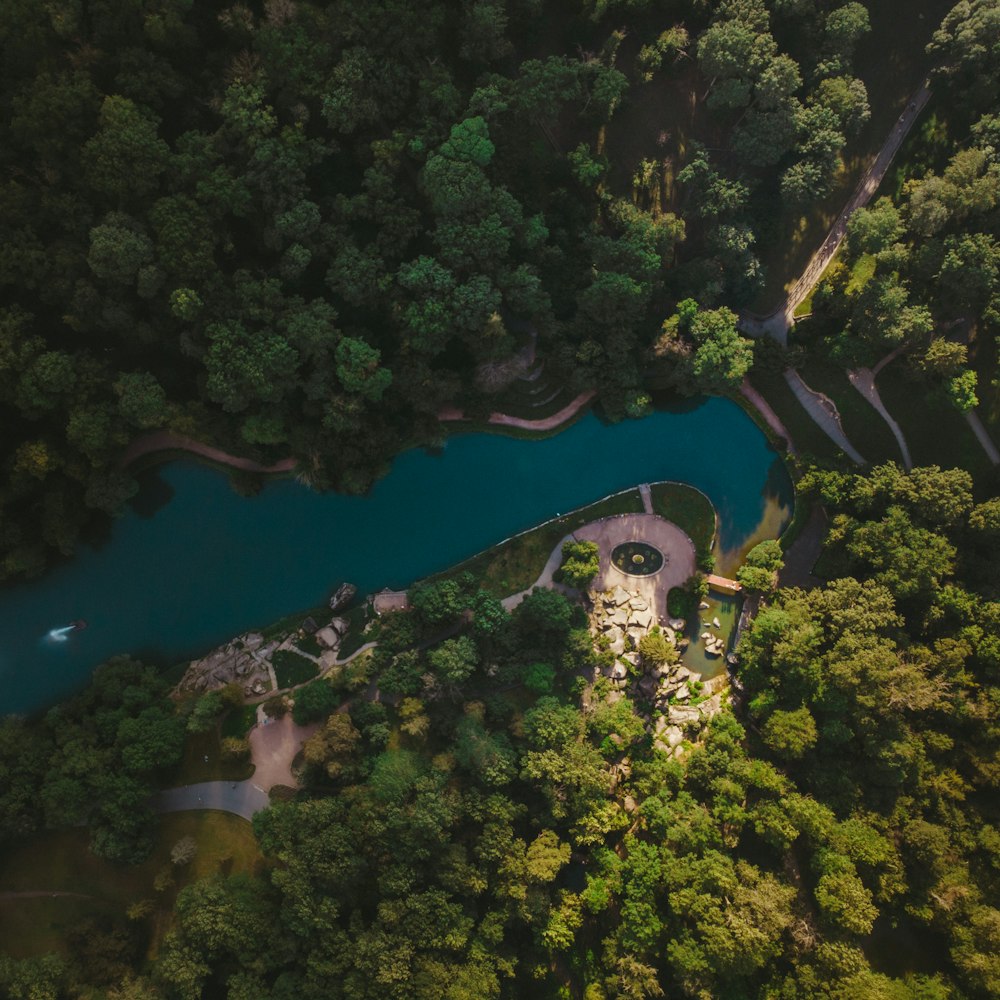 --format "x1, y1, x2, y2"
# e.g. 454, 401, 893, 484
742, 82, 932, 344
152, 780, 269, 822
848, 367, 913, 469
966, 410, 1000, 465
784, 370, 866, 464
